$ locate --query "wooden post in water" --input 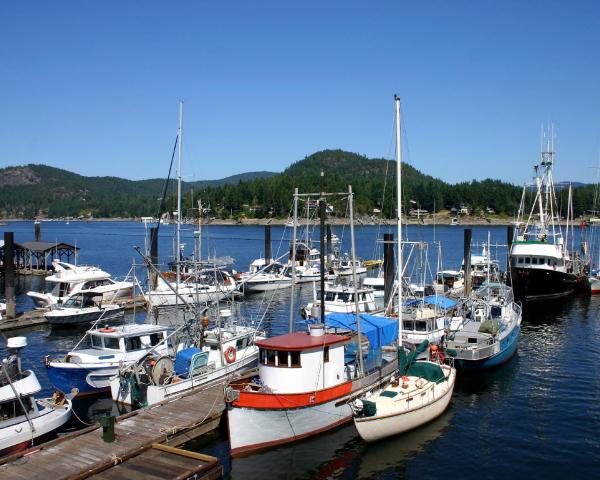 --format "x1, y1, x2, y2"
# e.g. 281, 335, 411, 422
264, 225, 271, 264
4, 232, 16, 319
383, 233, 395, 311
464, 228, 472, 296
34, 222, 41, 241
506, 225, 514, 274
150, 227, 159, 290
